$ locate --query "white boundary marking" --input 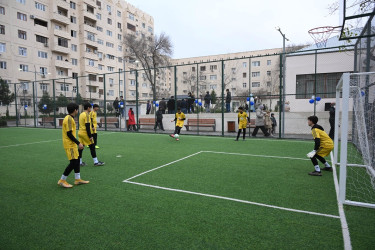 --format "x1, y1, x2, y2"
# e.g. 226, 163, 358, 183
123, 151, 340, 219
0, 131, 116, 148
124, 180, 340, 219
330, 152, 352, 250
